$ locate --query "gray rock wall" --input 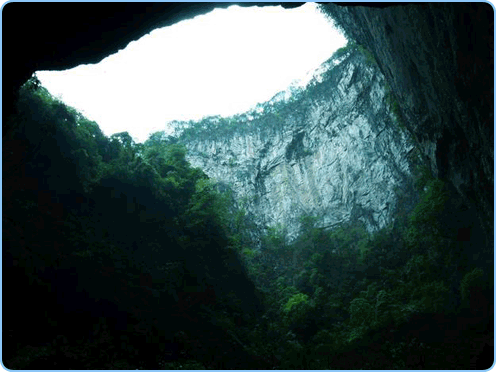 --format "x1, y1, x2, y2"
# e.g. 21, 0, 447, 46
182, 49, 417, 241
321, 3, 493, 246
